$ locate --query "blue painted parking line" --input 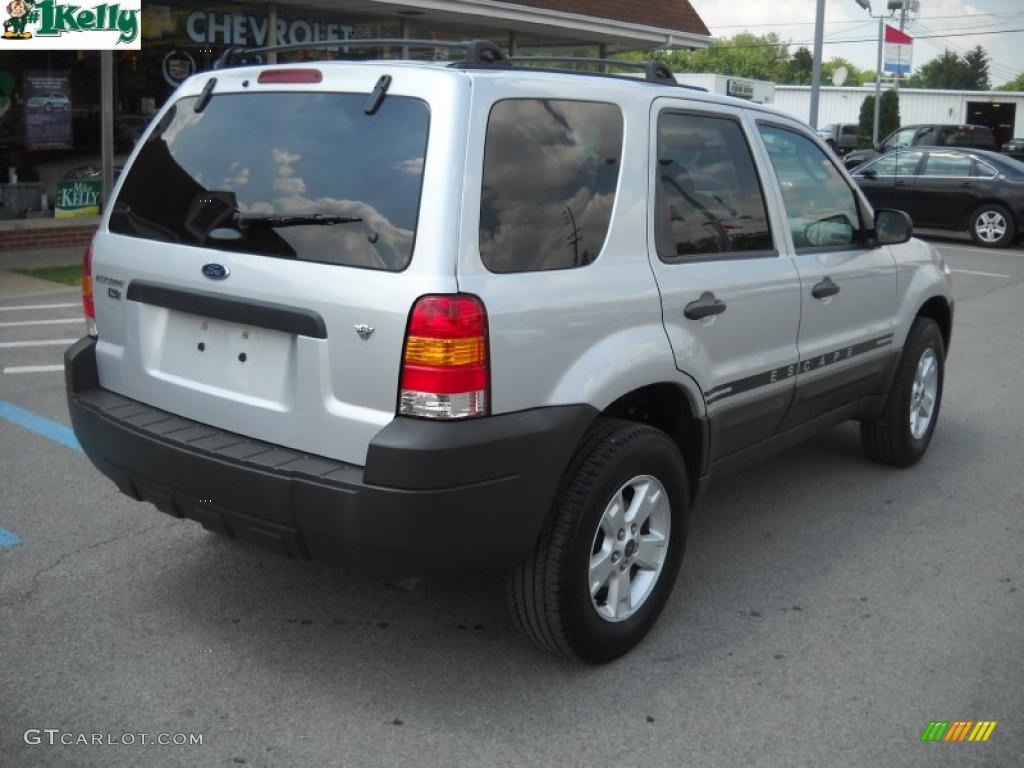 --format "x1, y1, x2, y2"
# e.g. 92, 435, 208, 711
0, 401, 82, 453
0, 526, 22, 549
